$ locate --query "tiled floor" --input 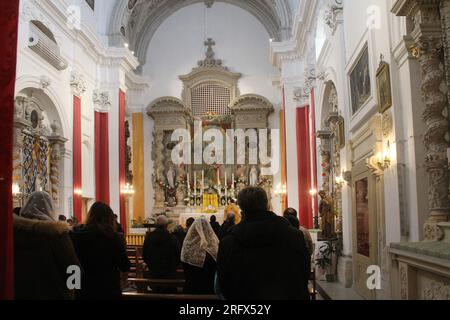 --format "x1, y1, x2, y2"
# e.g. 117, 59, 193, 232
316, 280, 364, 300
